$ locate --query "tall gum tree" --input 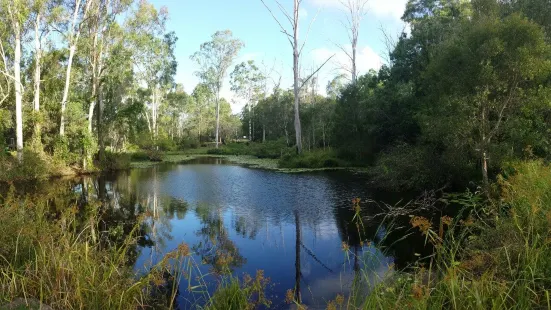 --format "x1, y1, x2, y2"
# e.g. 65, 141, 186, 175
127, 1, 175, 146
4, 0, 30, 161
191, 30, 243, 148
230, 60, 265, 142
59, 0, 93, 136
